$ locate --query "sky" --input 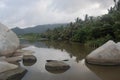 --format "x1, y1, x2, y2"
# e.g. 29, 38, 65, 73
0, 0, 114, 28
